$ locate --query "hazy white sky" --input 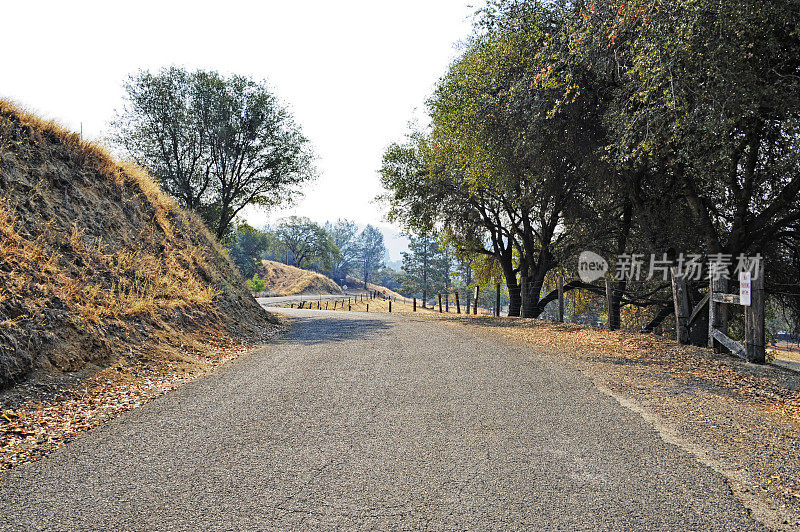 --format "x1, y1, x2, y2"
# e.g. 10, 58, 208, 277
1, 0, 479, 259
